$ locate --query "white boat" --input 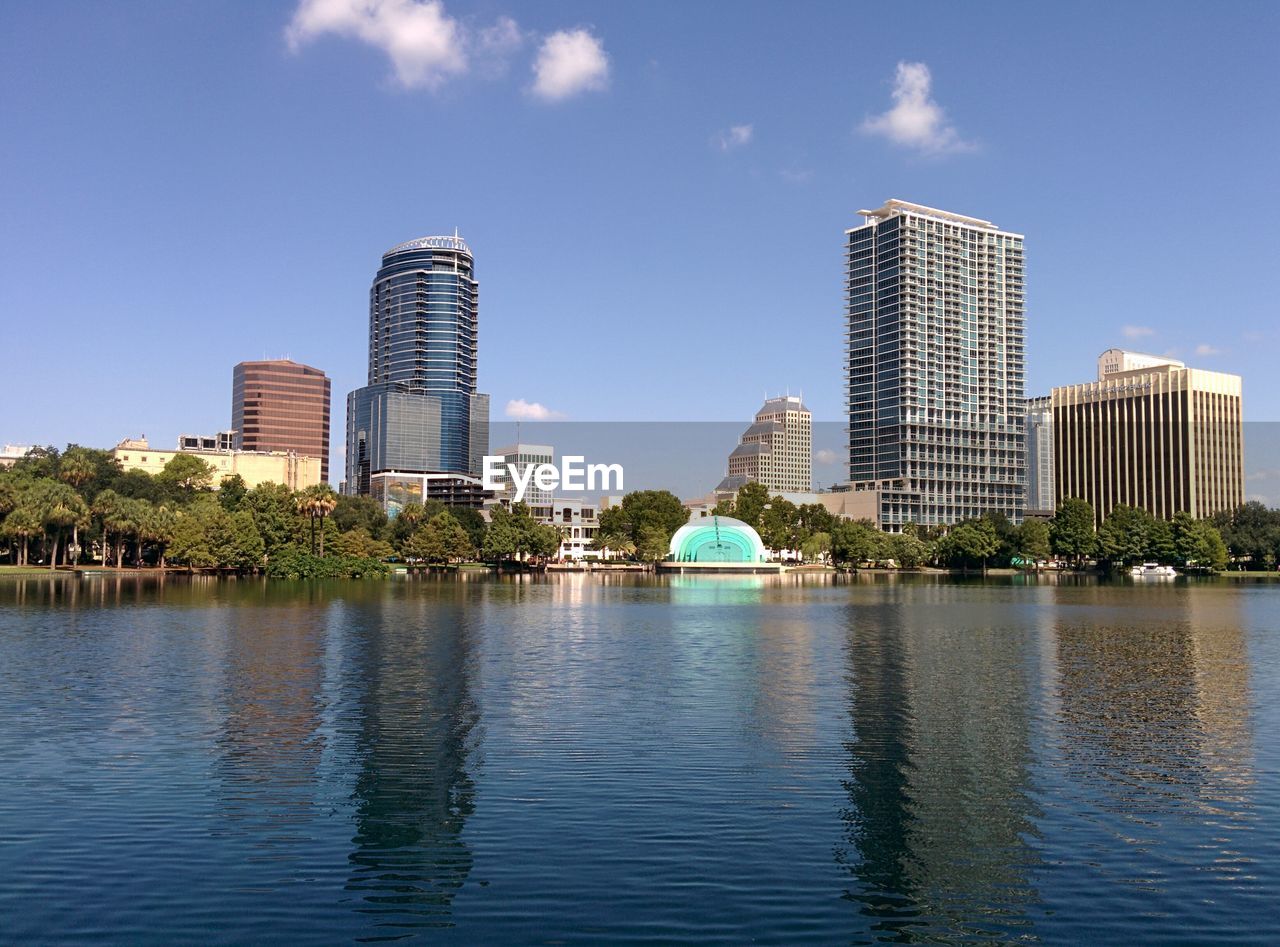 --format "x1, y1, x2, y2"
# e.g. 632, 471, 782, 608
1129, 562, 1177, 577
